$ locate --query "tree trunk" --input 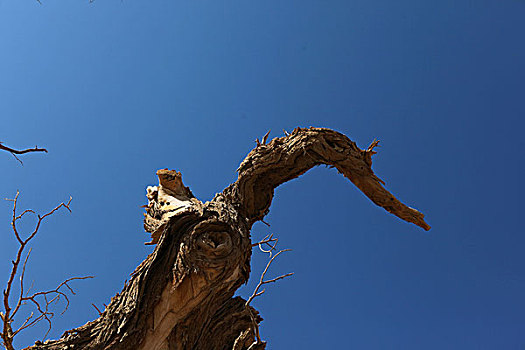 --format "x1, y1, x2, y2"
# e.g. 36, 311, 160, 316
24, 127, 429, 350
